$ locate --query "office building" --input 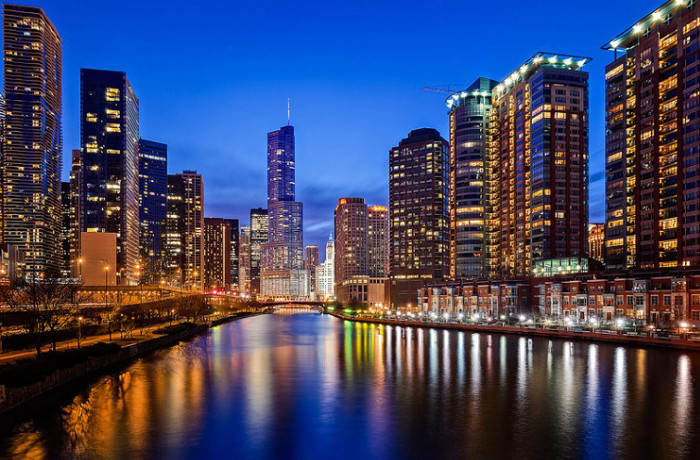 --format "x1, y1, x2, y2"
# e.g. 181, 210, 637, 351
334, 198, 388, 305
166, 171, 204, 290
305, 244, 319, 296
261, 125, 305, 298
60, 182, 72, 278
138, 139, 167, 284
227, 218, 240, 291
239, 225, 251, 296
249, 208, 268, 295
446, 77, 500, 279
589, 223, 605, 264
204, 217, 232, 291
69, 150, 82, 278
80, 69, 140, 285
316, 238, 335, 300
604, 0, 700, 269
1, 4, 62, 277
389, 128, 449, 307
487, 52, 590, 277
